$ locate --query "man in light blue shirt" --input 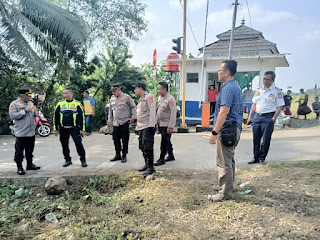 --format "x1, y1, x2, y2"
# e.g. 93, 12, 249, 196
209, 60, 243, 202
